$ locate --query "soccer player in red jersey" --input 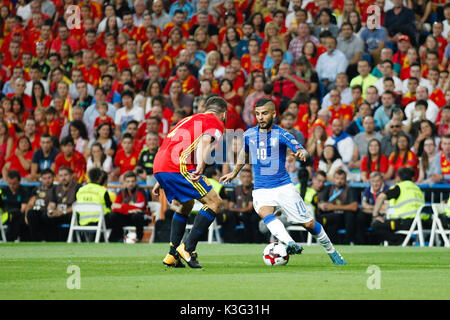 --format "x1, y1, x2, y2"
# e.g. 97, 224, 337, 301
152, 96, 228, 268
